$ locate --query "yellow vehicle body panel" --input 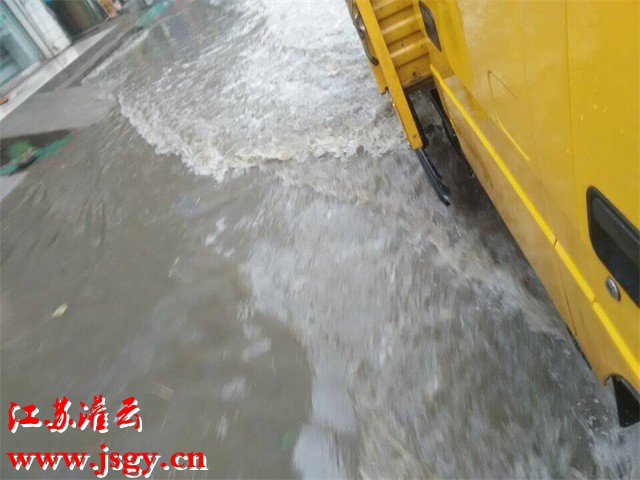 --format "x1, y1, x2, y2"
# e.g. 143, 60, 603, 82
350, 0, 640, 396
563, 1, 639, 386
